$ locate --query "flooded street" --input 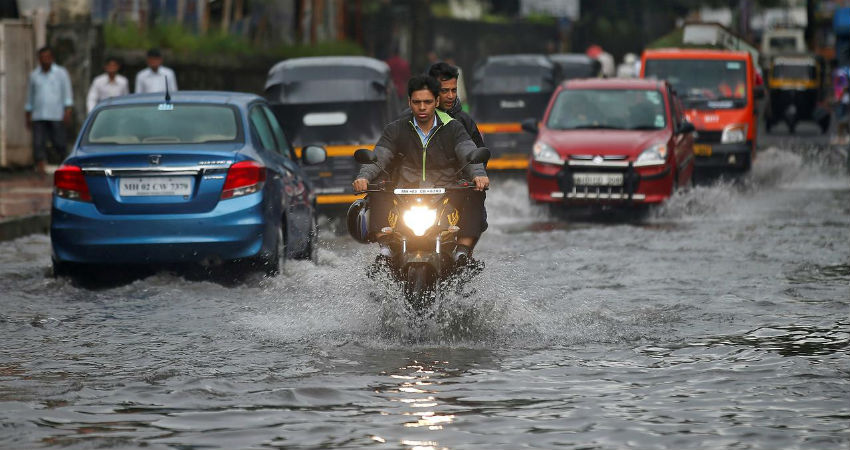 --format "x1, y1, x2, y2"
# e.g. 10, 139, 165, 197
1, 147, 848, 449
